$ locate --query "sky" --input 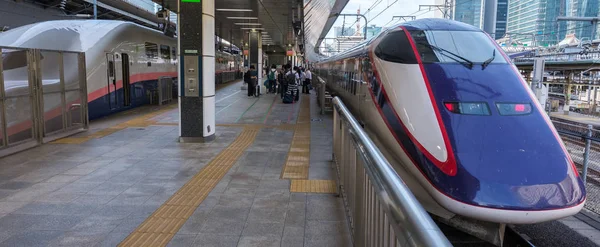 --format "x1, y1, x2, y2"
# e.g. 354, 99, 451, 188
325, 0, 438, 38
